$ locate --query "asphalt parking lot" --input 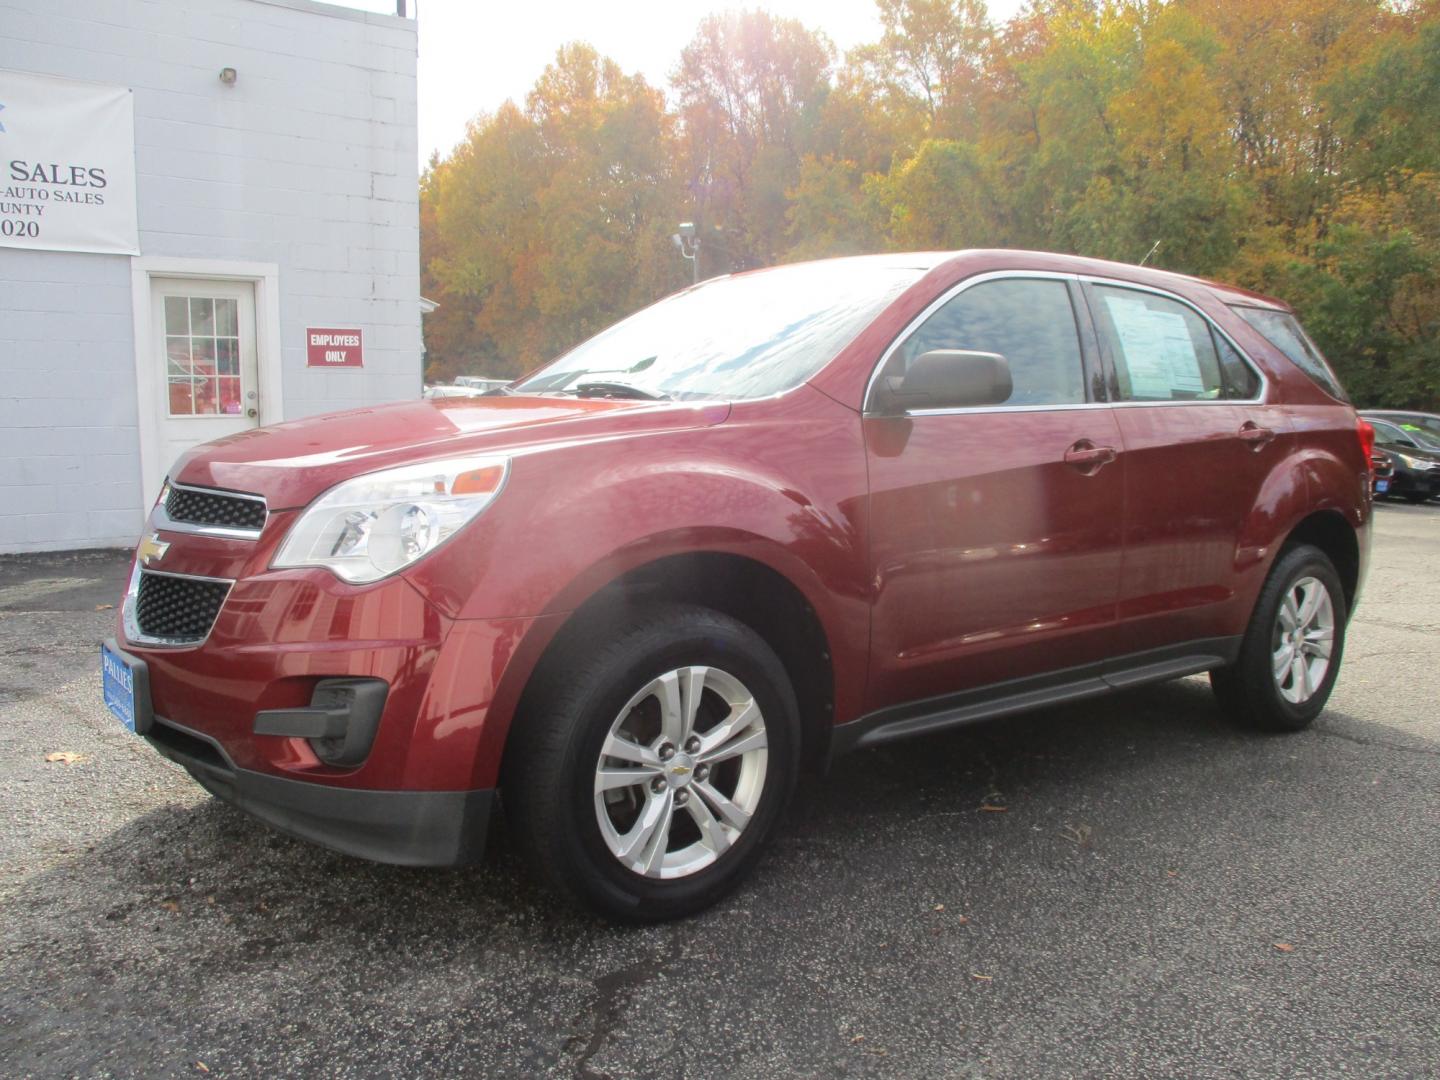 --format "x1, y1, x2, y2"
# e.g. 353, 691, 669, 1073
2, 504, 1437, 1079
